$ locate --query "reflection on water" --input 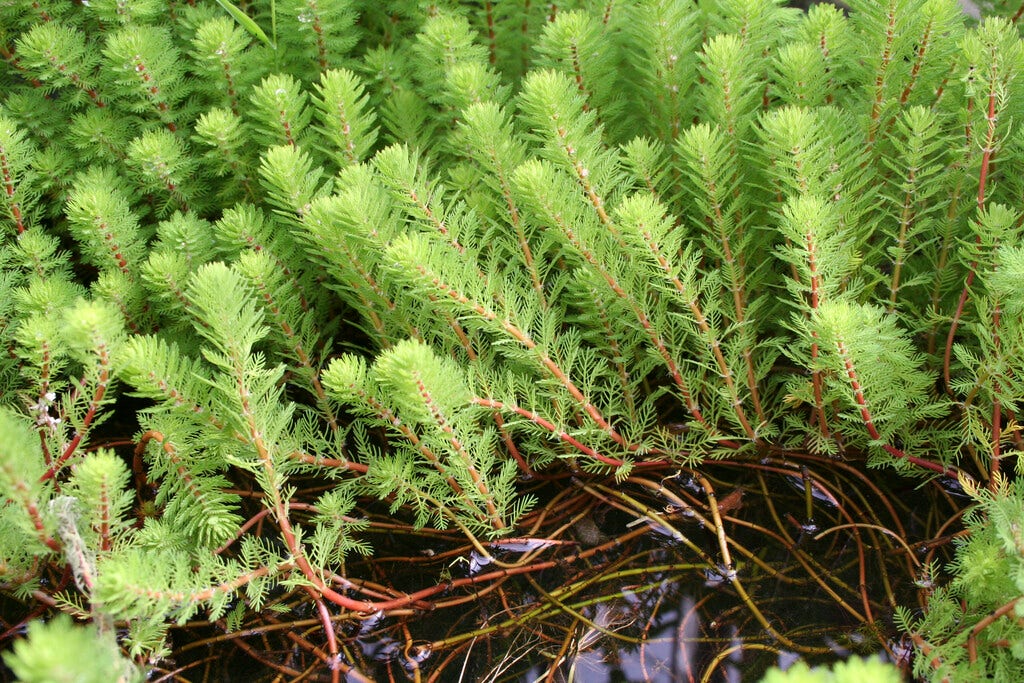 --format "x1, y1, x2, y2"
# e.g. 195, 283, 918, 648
332, 459, 938, 682
162, 459, 947, 681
